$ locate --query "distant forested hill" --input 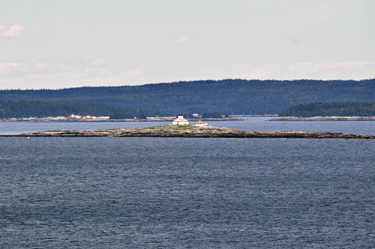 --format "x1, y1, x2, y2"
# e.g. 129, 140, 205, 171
0, 79, 375, 115
279, 102, 375, 117
0, 100, 166, 119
